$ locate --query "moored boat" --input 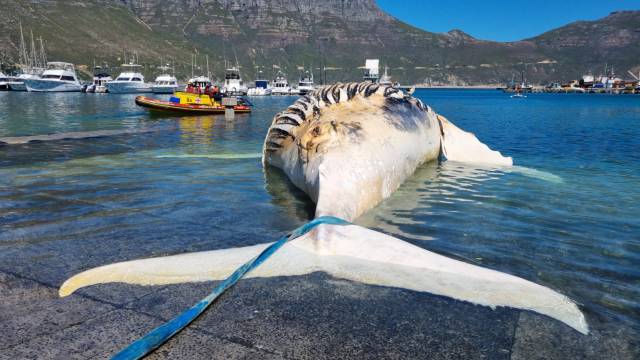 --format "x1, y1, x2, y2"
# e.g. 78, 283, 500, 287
247, 79, 272, 96
8, 73, 40, 91
297, 69, 314, 95
152, 75, 179, 94
10, 24, 46, 91
271, 71, 291, 95
107, 63, 152, 94
363, 59, 379, 83
86, 66, 112, 93
222, 66, 248, 95
152, 65, 179, 94
24, 62, 83, 92
136, 79, 250, 114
